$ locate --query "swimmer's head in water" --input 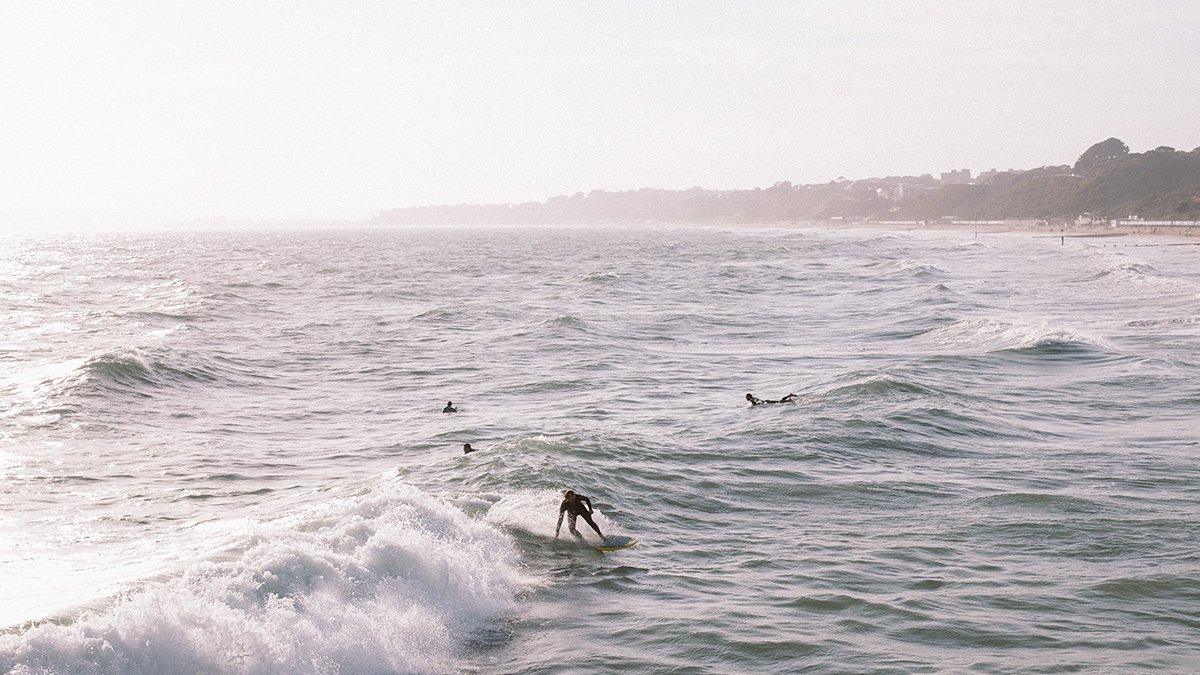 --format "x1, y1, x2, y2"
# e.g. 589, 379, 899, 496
463, 443, 473, 453
745, 393, 754, 401
447, 401, 453, 406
